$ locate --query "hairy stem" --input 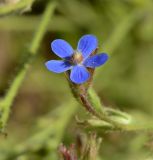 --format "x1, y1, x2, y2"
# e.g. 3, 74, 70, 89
0, 1, 56, 131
